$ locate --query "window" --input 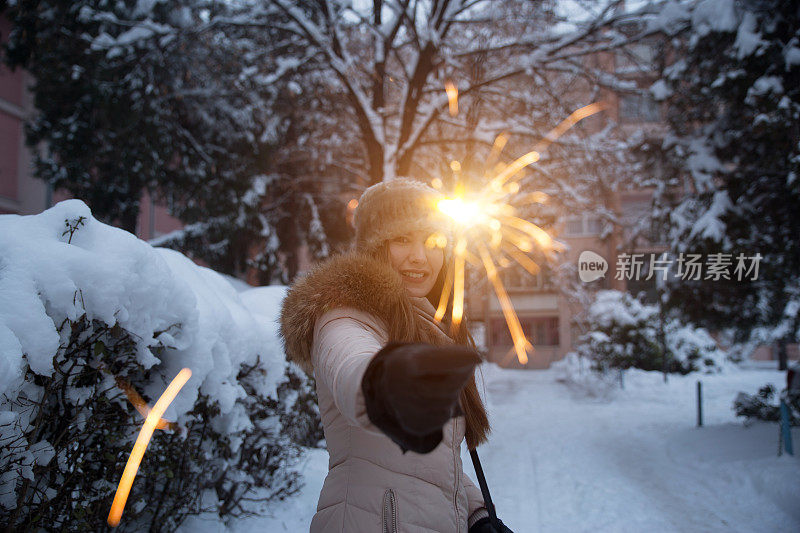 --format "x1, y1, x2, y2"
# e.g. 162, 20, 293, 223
585, 217, 602, 235
500, 265, 548, 290
615, 43, 657, 71
564, 215, 603, 237
619, 94, 660, 123
502, 268, 521, 288
566, 218, 584, 235
621, 198, 650, 225
491, 317, 559, 347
